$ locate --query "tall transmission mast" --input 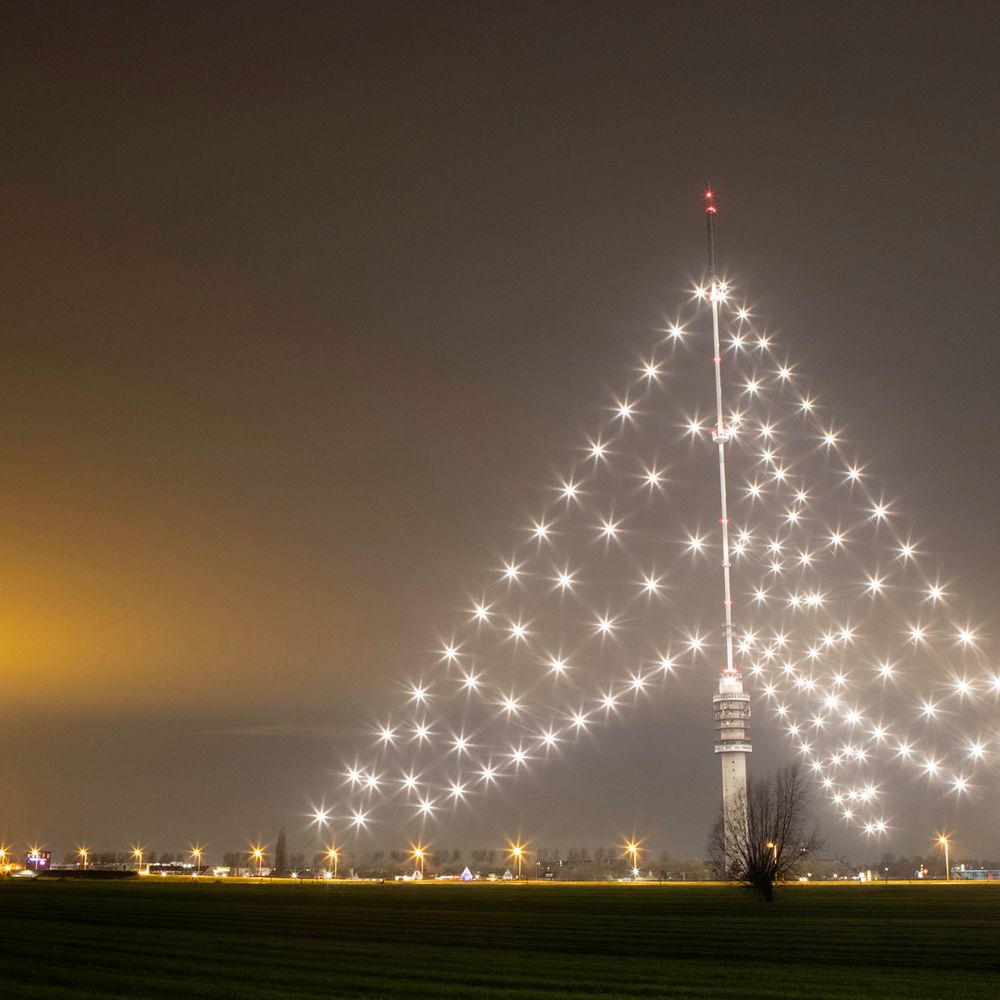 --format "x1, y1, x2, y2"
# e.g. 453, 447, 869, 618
704, 189, 752, 861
